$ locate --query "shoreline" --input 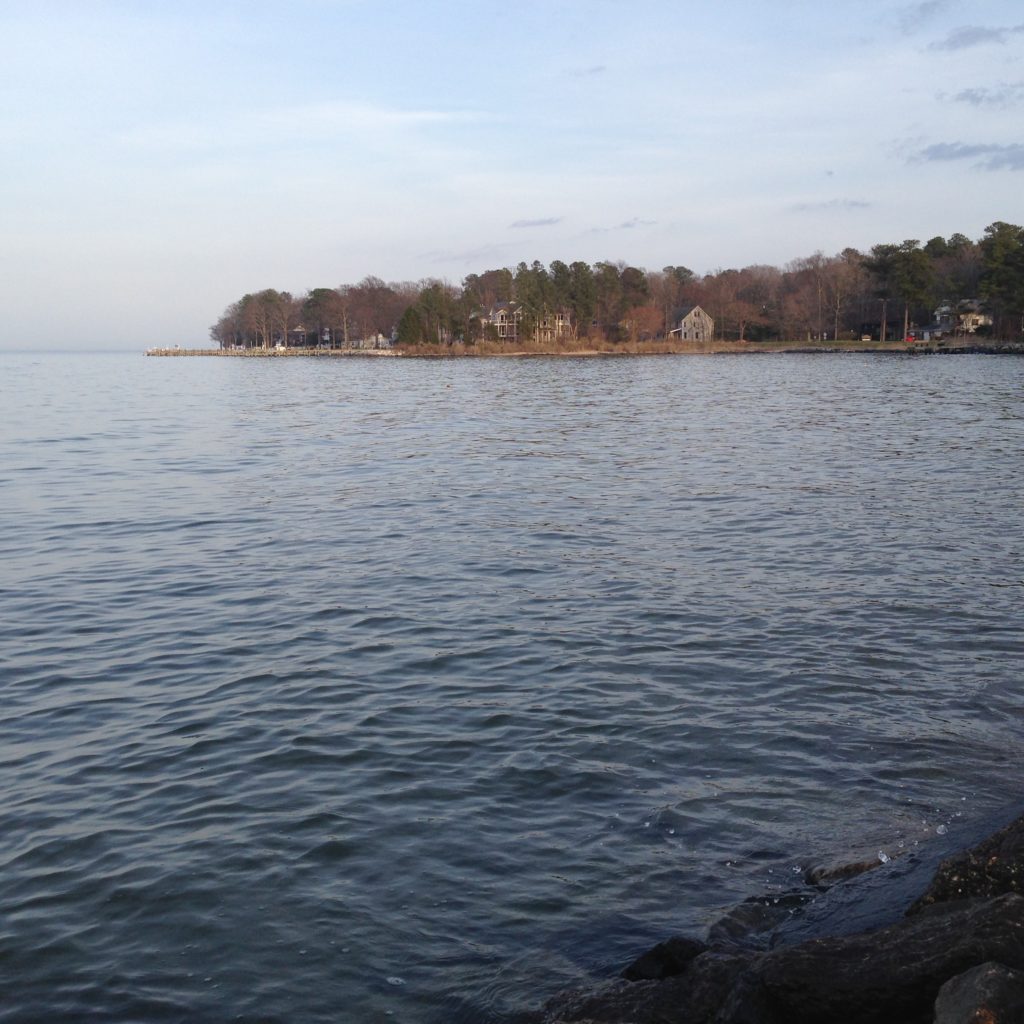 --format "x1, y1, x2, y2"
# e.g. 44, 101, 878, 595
522, 802, 1024, 1023
145, 340, 1024, 359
